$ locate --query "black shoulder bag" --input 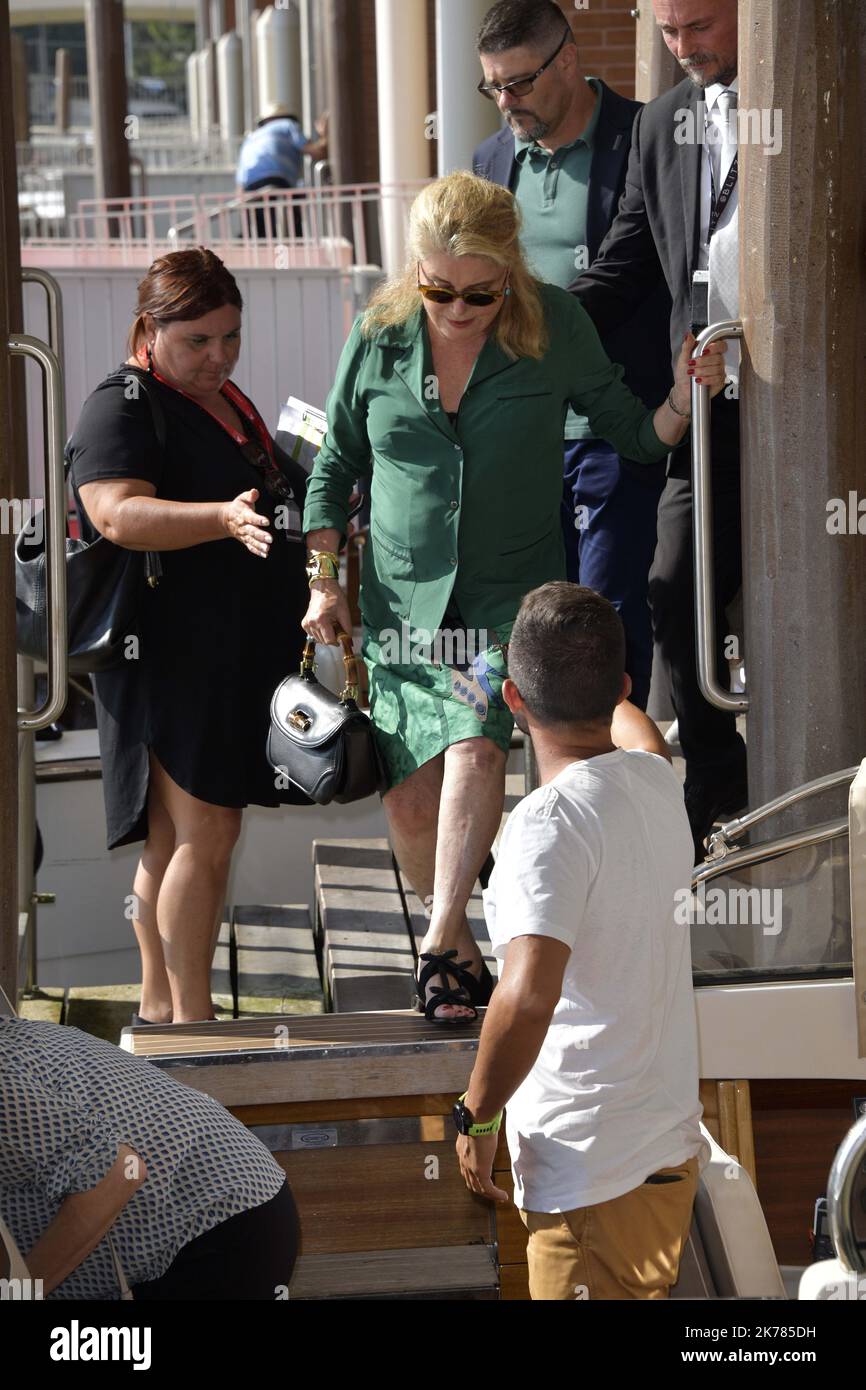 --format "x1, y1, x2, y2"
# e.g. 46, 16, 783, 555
15, 370, 164, 674
268, 629, 386, 804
